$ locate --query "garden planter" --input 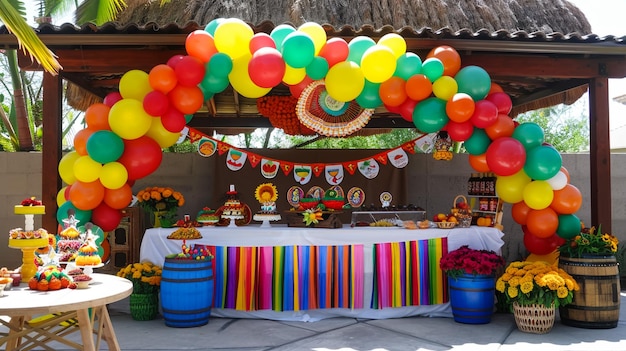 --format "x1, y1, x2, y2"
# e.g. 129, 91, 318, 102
448, 273, 496, 324
513, 302, 555, 334
130, 293, 159, 321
